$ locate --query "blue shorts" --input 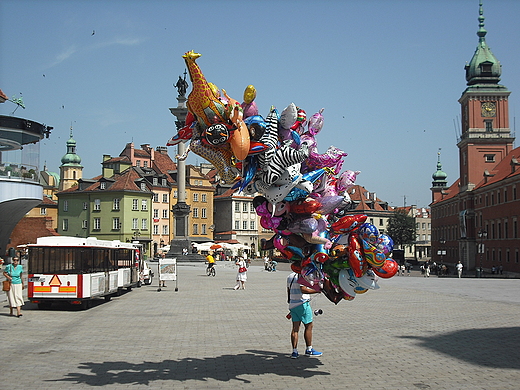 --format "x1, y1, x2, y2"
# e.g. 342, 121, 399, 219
290, 301, 313, 324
